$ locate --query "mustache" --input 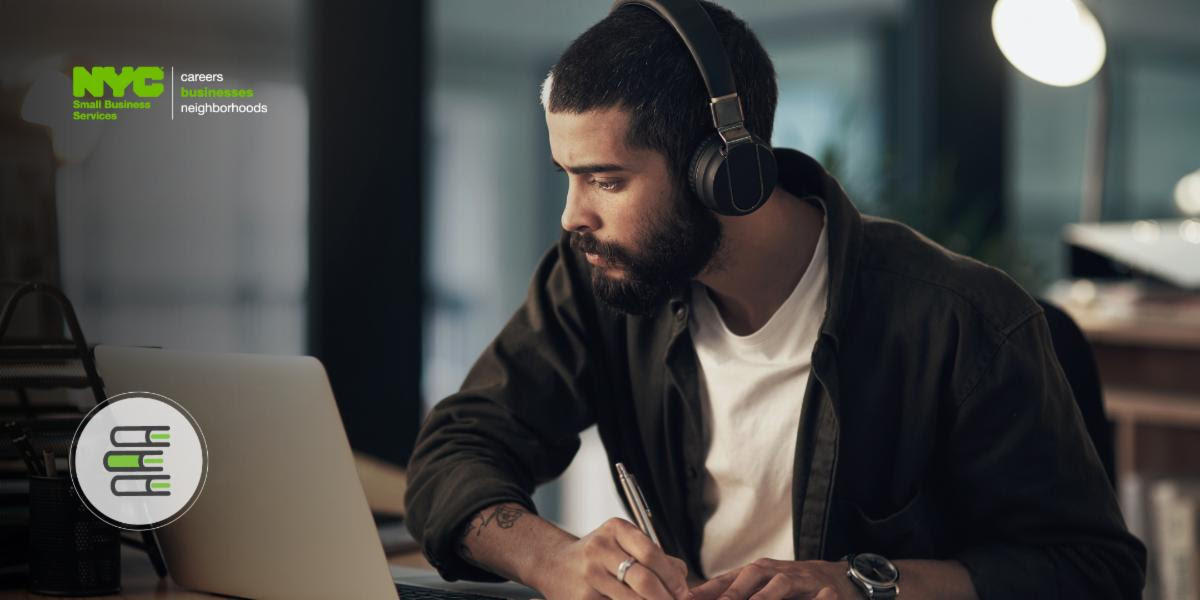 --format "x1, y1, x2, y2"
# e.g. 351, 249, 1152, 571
570, 232, 633, 266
